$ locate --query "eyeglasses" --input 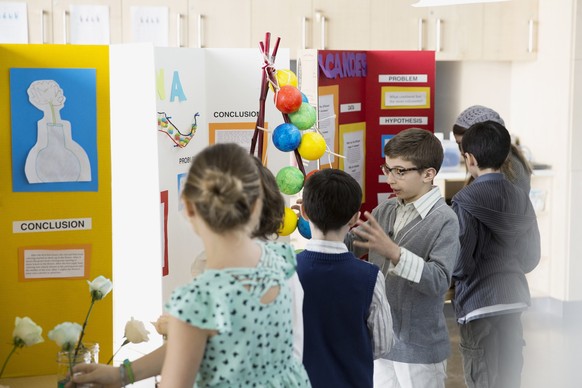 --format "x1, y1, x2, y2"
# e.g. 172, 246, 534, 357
380, 163, 422, 179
